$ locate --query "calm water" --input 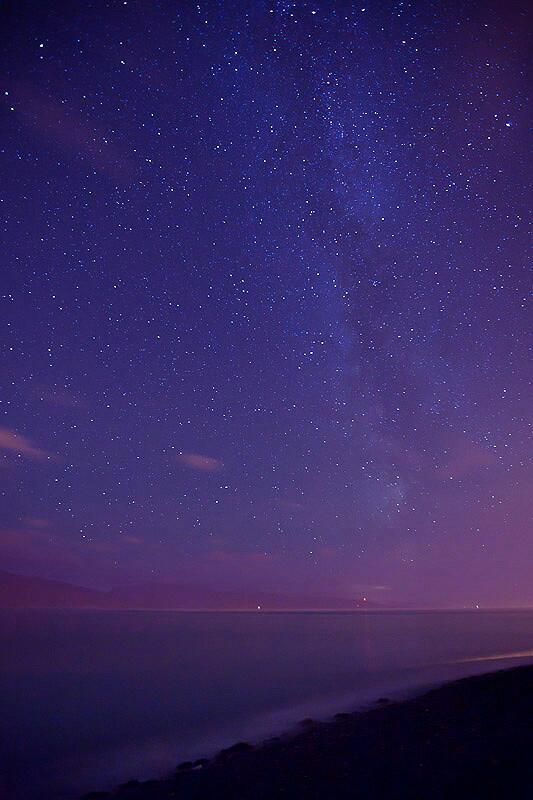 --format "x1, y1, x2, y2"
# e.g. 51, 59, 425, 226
1, 609, 533, 800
